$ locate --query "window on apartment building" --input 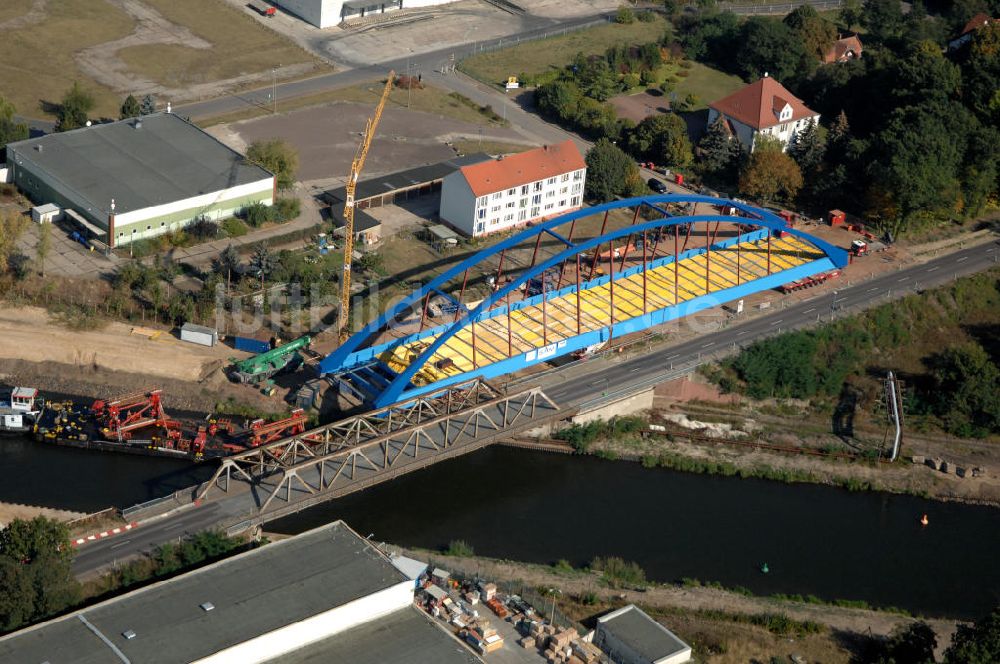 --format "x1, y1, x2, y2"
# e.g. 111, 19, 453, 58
521, 185, 529, 195
519, 198, 528, 208
476, 222, 485, 233
518, 210, 527, 221
560, 173, 570, 182
559, 200, 566, 207
544, 203, 554, 210
531, 206, 540, 217
492, 205, 501, 212
547, 177, 556, 185
546, 190, 555, 198
504, 213, 514, 221
571, 183, 581, 194
478, 209, 486, 219
506, 201, 516, 209
559, 186, 568, 194
573, 170, 583, 180
780, 123, 787, 132
531, 194, 541, 205
571, 196, 579, 206
478, 196, 487, 206
533, 182, 543, 192
492, 192, 502, 200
